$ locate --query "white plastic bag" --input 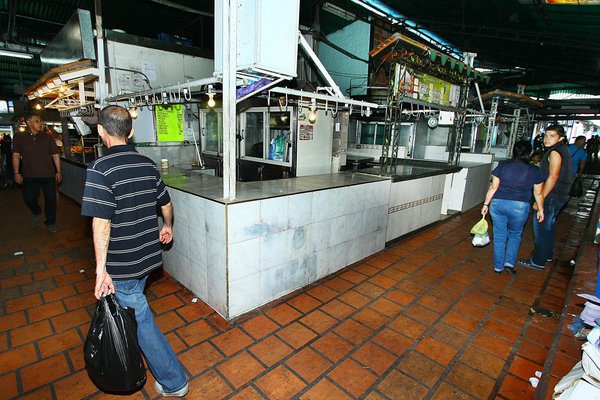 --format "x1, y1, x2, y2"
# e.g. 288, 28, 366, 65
472, 232, 490, 247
